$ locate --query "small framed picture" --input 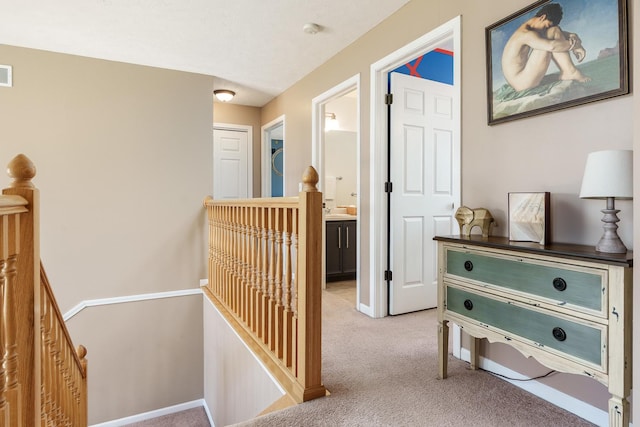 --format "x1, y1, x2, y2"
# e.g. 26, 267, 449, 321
508, 192, 550, 244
